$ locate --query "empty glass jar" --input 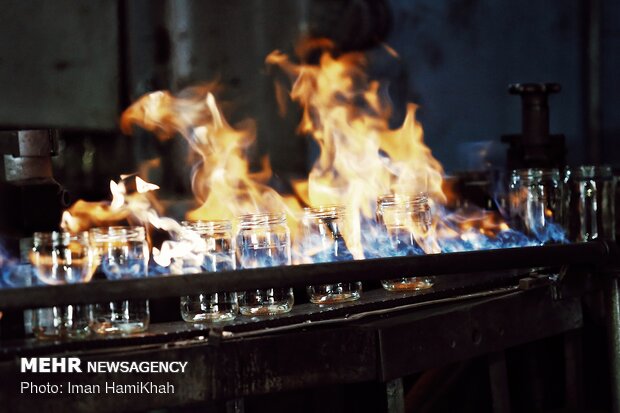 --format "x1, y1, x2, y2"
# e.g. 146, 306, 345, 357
236, 212, 294, 315
180, 220, 238, 322
565, 165, 616, 242
301, 206, 362, 304
508, 168, 564, 243
89, 226, 150, 335
30, 231, 95, 339
376, 193, 438, 291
